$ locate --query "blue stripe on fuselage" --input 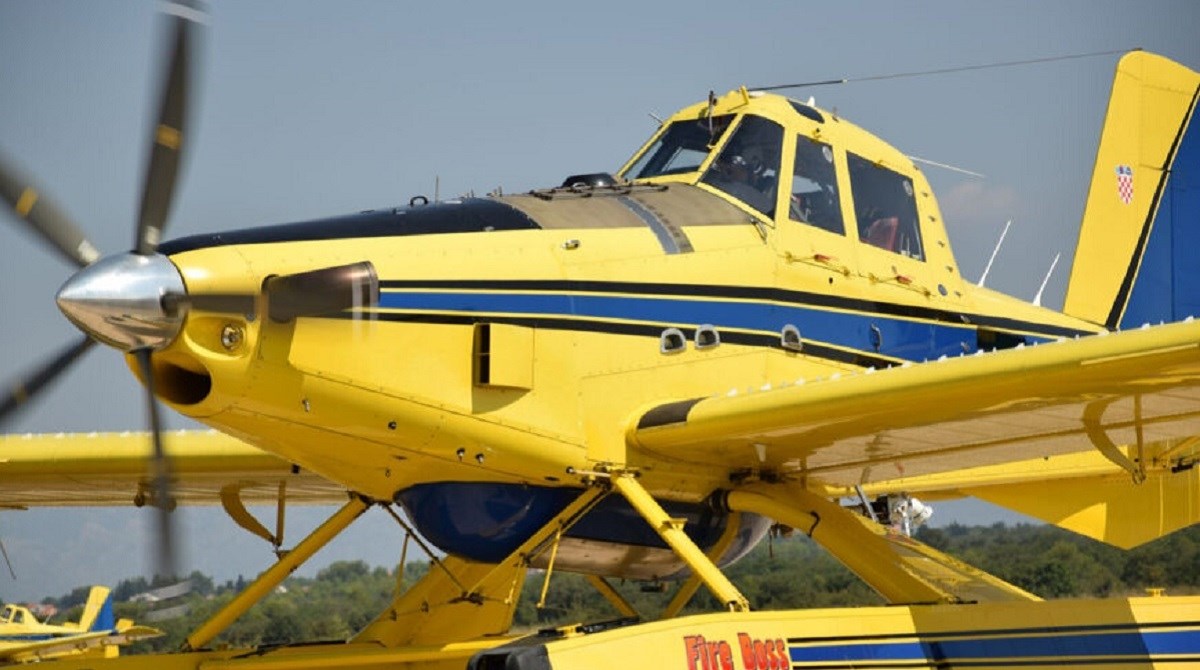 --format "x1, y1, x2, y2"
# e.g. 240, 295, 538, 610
789, 627, 1200, 663
377, 290, 990, 362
